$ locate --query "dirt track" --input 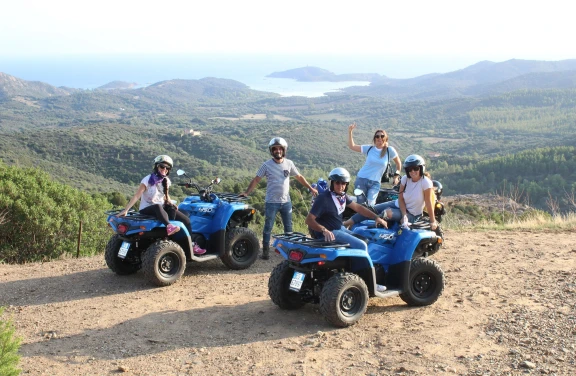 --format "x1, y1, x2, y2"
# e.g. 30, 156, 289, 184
1, 229, 575, 375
